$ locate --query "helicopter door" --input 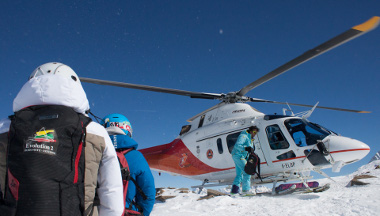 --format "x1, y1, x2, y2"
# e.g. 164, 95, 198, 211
263, 124, 297, 167
284, 118, 331, 166
226, 132, 240, 154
